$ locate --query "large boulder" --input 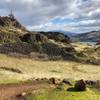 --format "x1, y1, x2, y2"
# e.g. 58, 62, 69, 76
74, 80, 86, 91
